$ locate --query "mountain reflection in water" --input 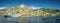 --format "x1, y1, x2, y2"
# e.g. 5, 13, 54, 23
0, 16, 60, 23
